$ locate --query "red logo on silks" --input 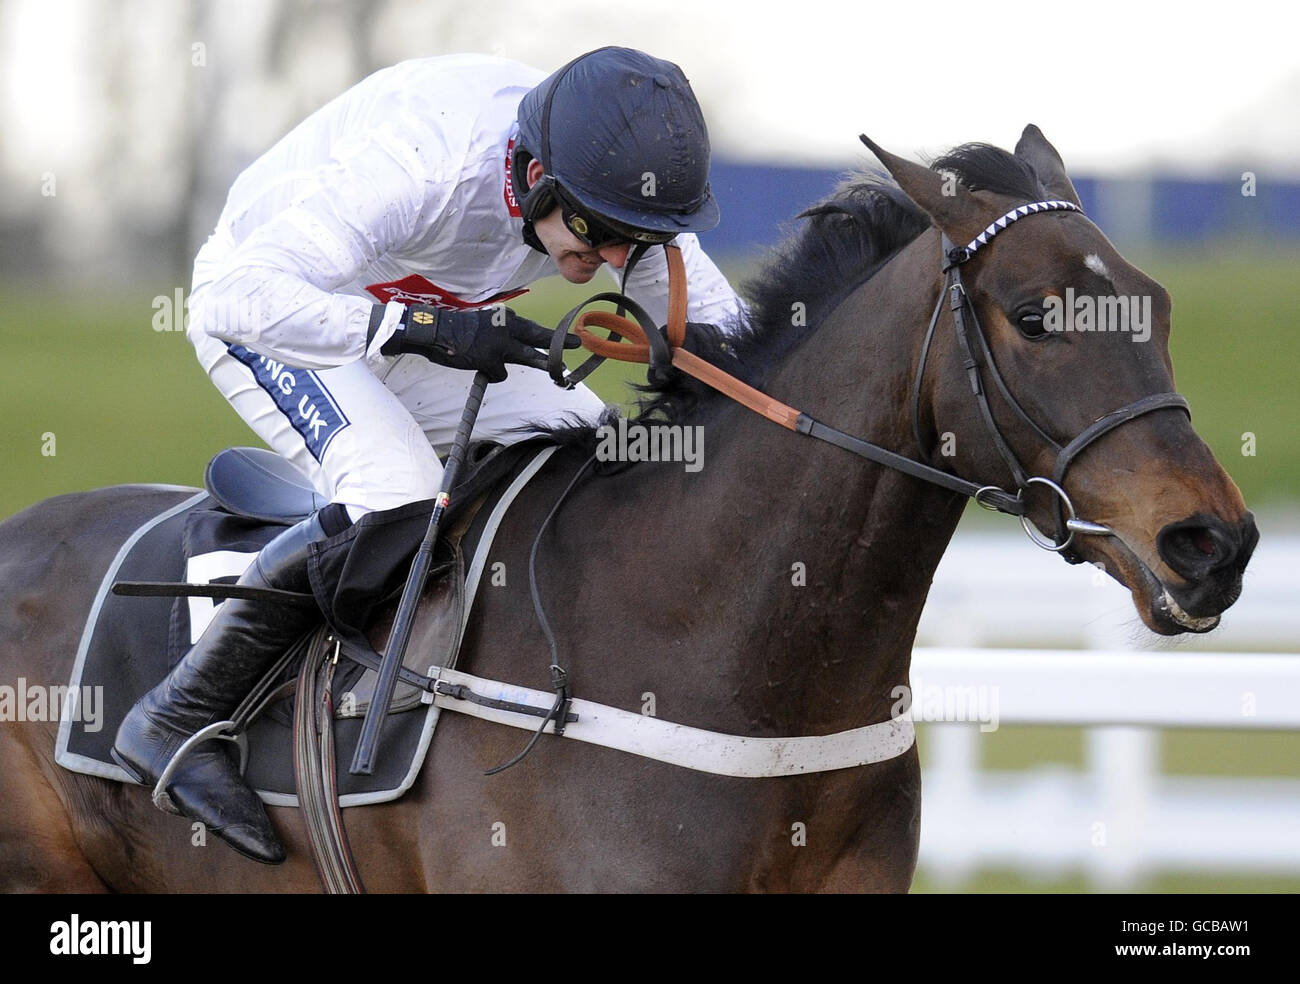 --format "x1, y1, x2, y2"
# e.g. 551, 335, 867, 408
503, 137, 522, 217
365, 275, 528, 309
